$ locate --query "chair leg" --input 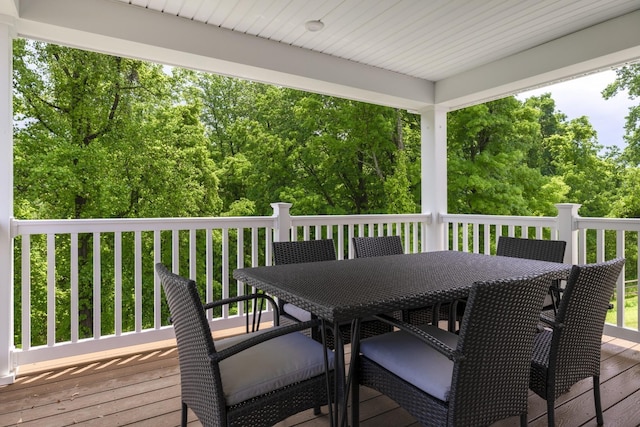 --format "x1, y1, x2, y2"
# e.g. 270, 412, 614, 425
520, 413, 527, 427
593, 375, 604, 425
547, 396, 555, 427
448, 301, 457, 332
431, 303, 441, 326
181, 401, 188, 427
351, 364, 360, 427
